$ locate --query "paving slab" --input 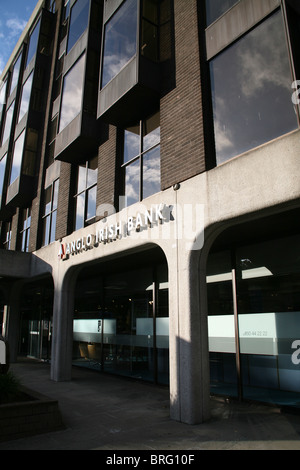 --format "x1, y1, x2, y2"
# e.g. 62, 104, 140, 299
0, 360, 300, 451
